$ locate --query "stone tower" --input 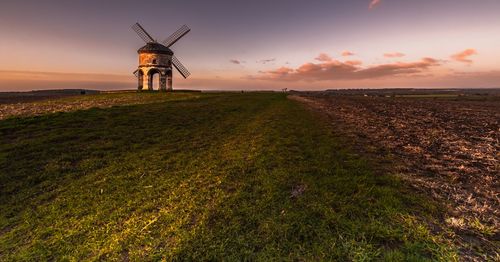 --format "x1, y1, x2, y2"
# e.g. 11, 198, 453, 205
136, 43, 173, 91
